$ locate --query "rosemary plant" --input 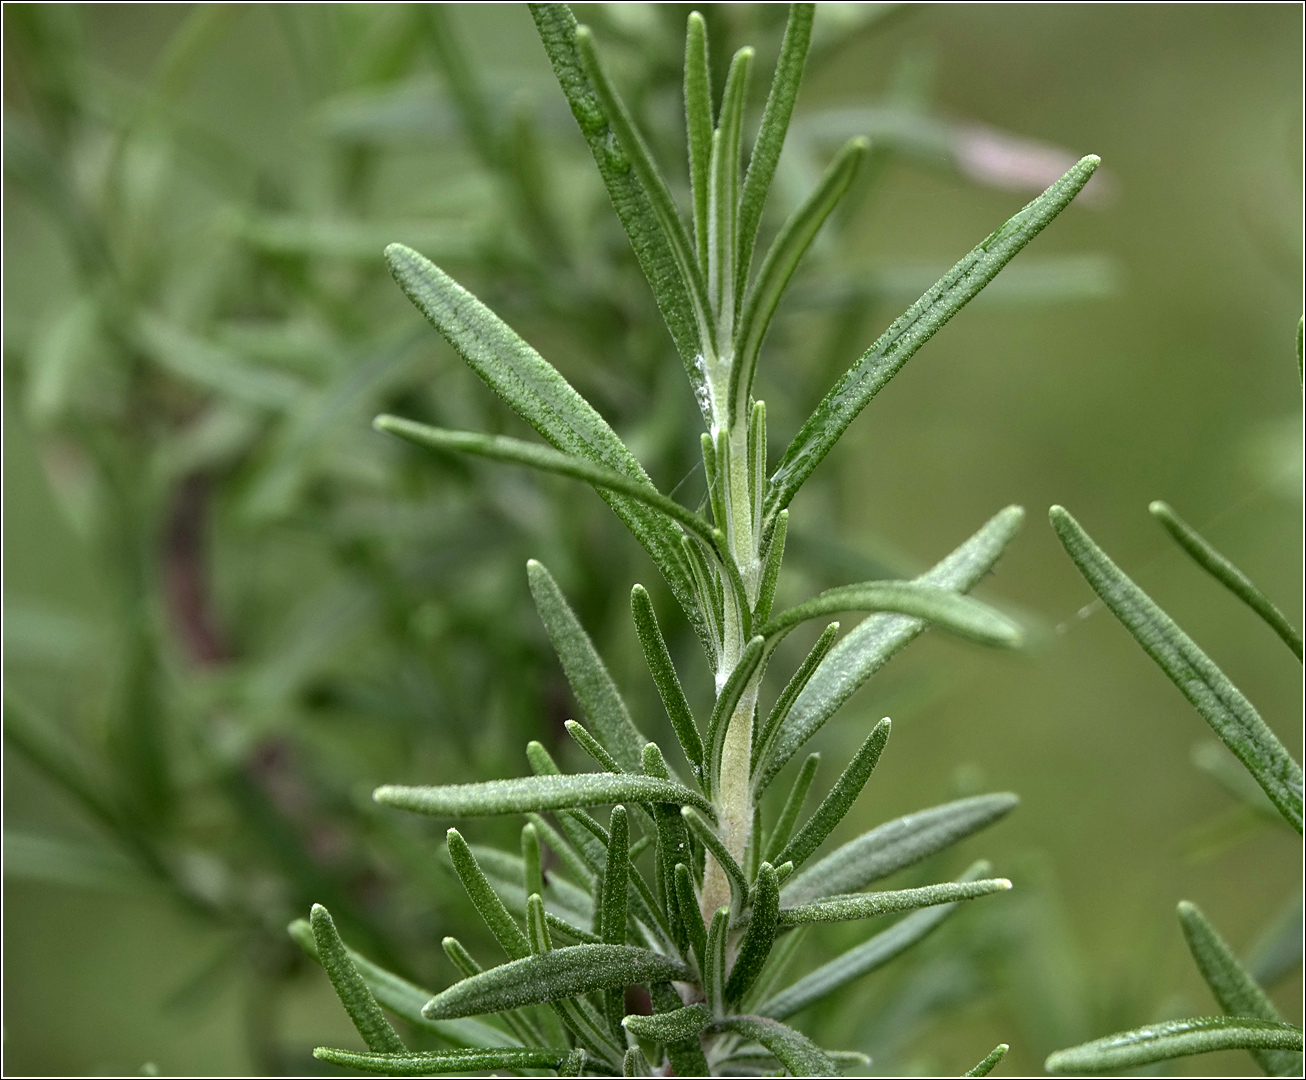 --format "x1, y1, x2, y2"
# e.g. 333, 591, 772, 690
1044, 331, 1303, 1076
293, 6, 1100, 1075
